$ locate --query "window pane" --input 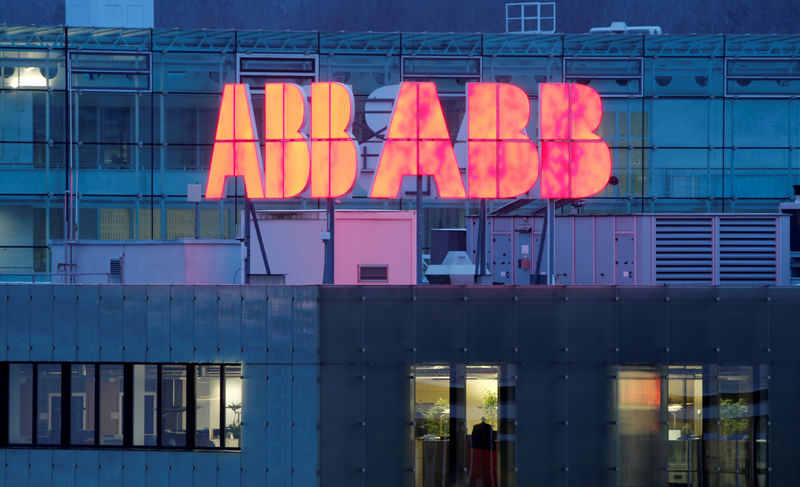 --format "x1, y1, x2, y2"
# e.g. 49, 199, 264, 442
195, 365, 221, 448
99, 365, 124, 445
618, 367, 662, 487
162, 365, 187, 447
37, 364, 62, 445
8, 363, 33, 444
133, 364, 158, 446
224, 365, 243, 448
71, 364, 96, 445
